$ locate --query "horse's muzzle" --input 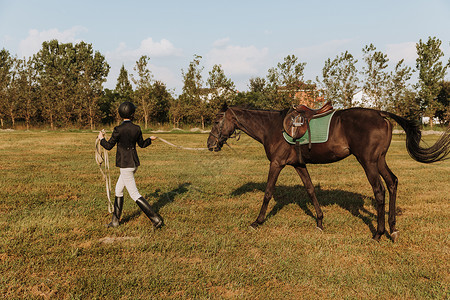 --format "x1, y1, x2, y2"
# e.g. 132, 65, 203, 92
207, 136, 222, 152
208, 143, 222, 152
